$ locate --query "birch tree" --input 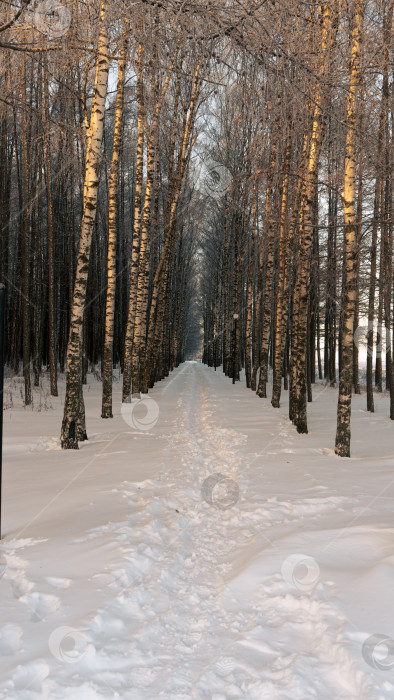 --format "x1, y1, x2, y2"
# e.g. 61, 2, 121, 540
61, 0, 110, 449
335, 0, 364, 457
101, 16, 129, 418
